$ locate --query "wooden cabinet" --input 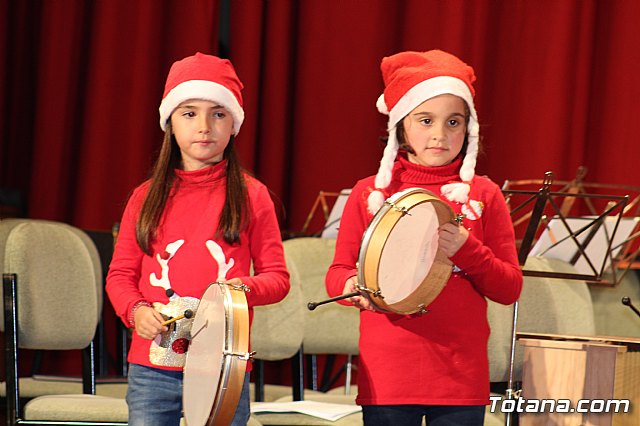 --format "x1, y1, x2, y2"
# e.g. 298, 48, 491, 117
518, 333, 640, 426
